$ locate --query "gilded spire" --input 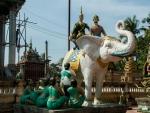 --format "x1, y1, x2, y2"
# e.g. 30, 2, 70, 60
80, 6, 83, 16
